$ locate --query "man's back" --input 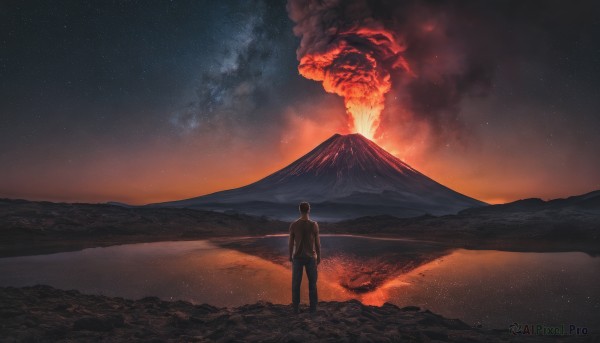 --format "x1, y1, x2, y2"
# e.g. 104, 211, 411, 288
289, 202, 320, 313
289, 219, 318, 259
